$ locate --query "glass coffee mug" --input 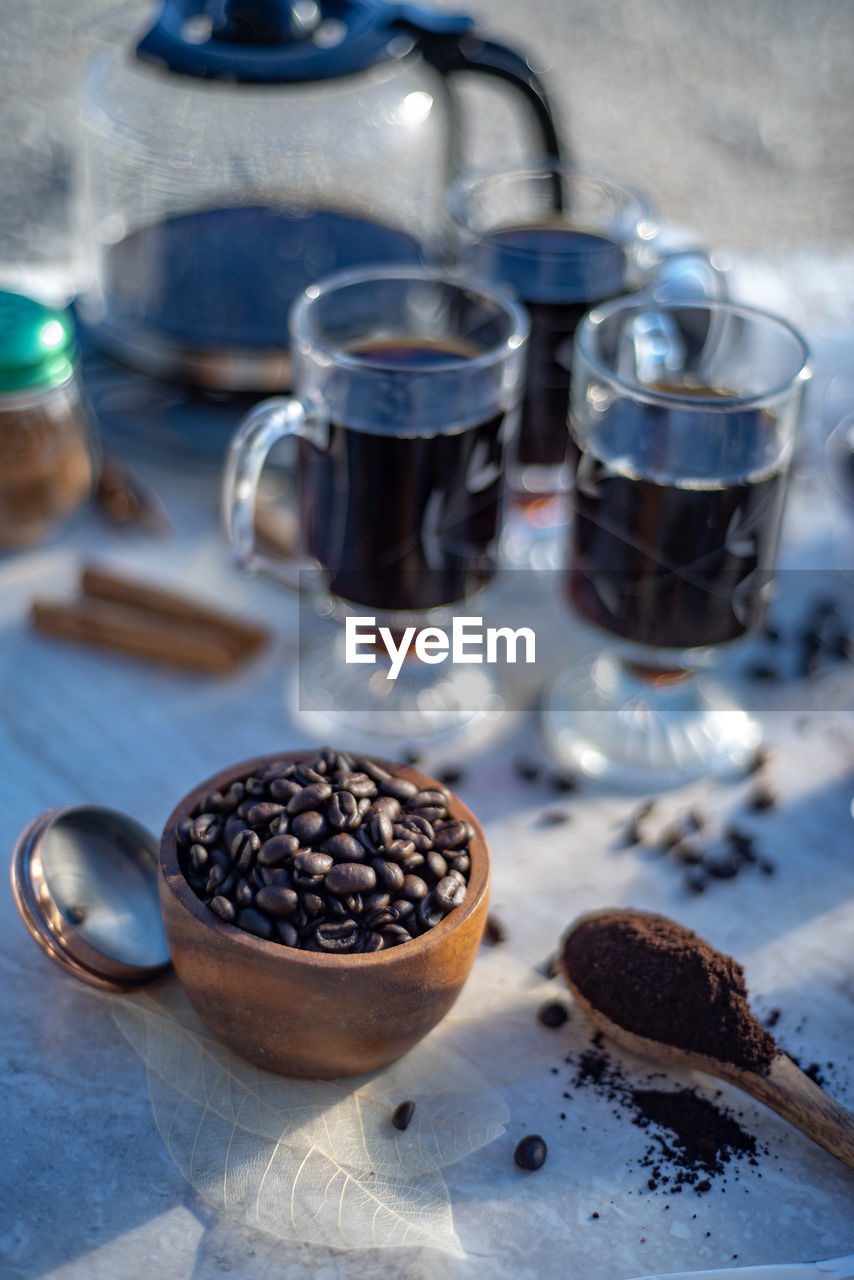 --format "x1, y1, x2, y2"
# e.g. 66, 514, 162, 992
223, 266, 528, 744
448, 164, 724, 566
542, 297, 810, 787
